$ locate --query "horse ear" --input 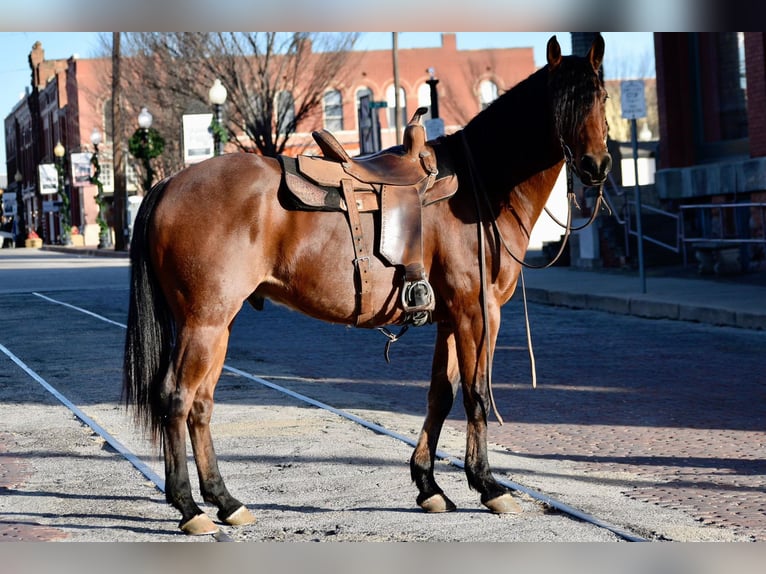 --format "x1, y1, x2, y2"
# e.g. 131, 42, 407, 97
588, 33, 605, 72
547, 35, 562, 68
